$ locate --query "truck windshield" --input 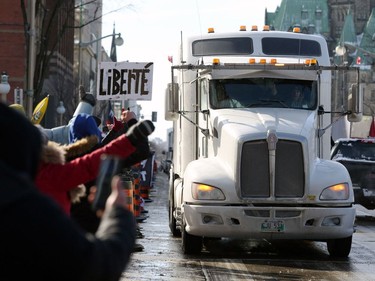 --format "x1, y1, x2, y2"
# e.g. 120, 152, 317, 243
209, 78, 317, 110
